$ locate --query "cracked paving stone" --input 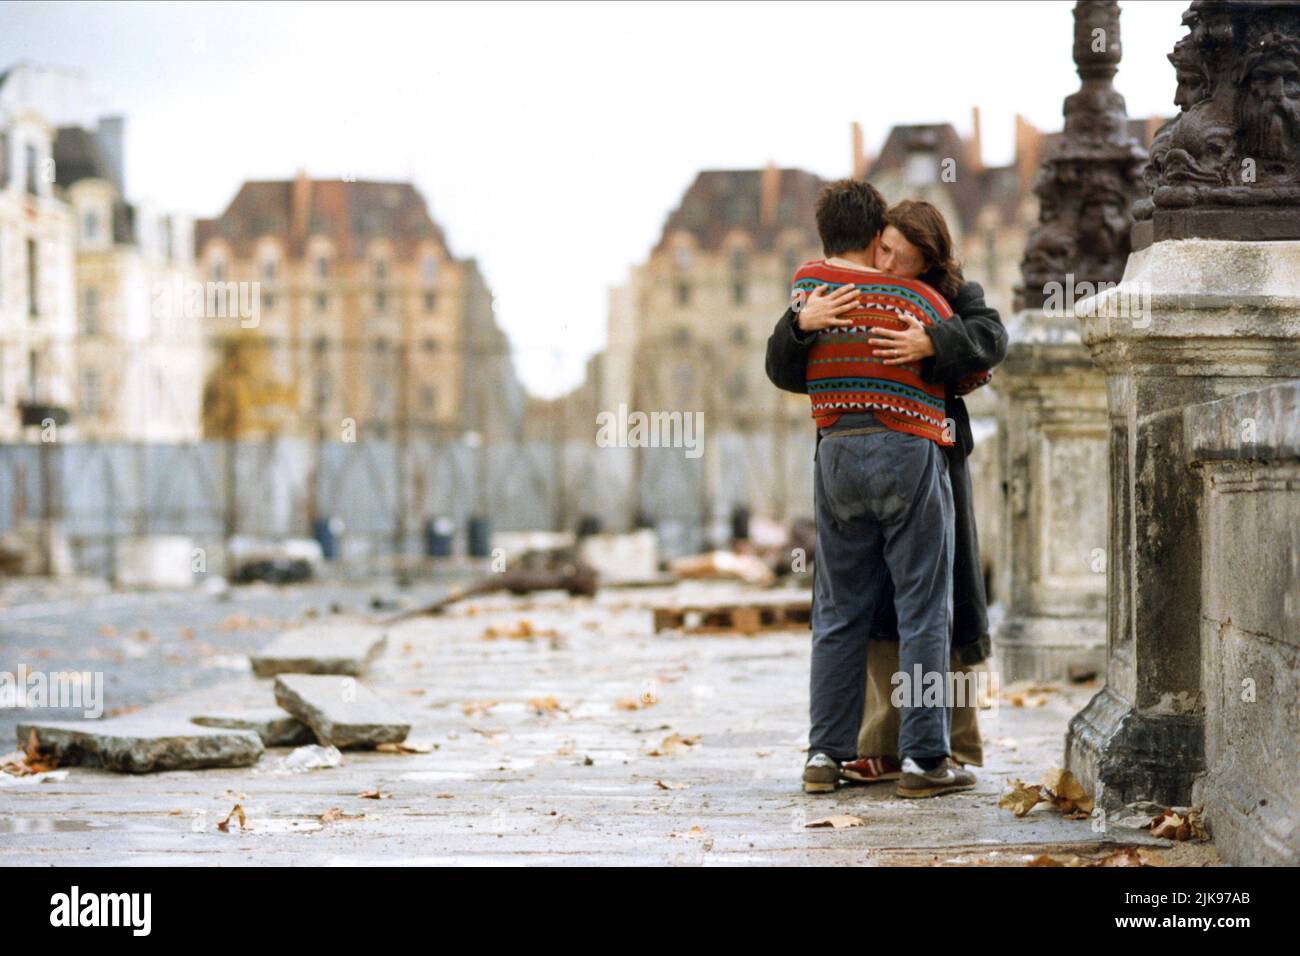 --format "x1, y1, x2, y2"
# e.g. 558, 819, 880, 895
250, 624, 388, 678
273, 674, 411, 749
17, 717, 264, 773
